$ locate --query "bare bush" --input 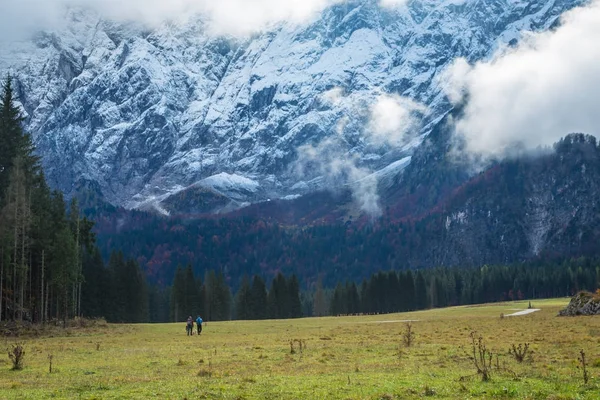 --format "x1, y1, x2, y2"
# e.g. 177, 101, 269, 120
470, 332, 493, 382
402, 322, 416, 347
578, 349, 589, 385
8, 343, 25, 370
508, 343, 531, 363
